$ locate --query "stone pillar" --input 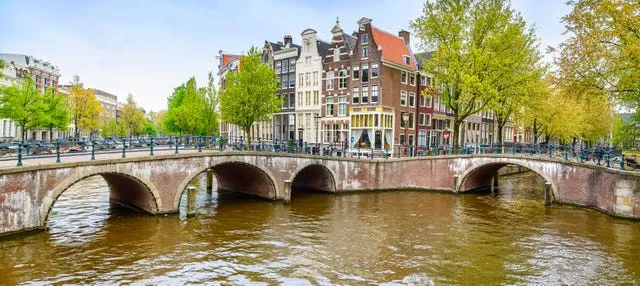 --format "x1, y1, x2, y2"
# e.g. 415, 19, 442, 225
490, 175, 498, 195
206, 169, 213, 195
453, 175, 459, 193
186, 186, 197, 217
544, 182, 552, 206
614, 179, 636, 217
283, 179, 292, 202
